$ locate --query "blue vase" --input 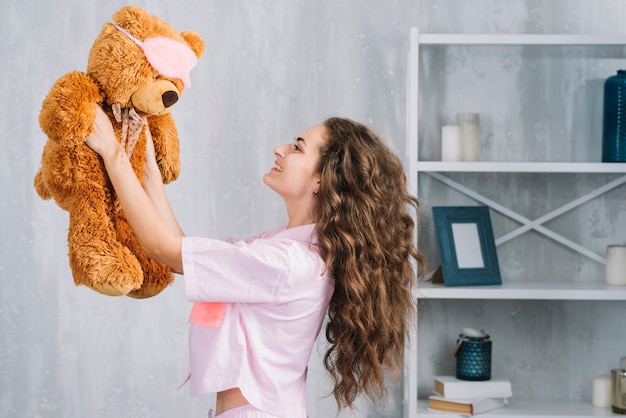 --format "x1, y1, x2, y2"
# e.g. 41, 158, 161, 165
602, 70, 626, 162
456, 334, 492, 381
